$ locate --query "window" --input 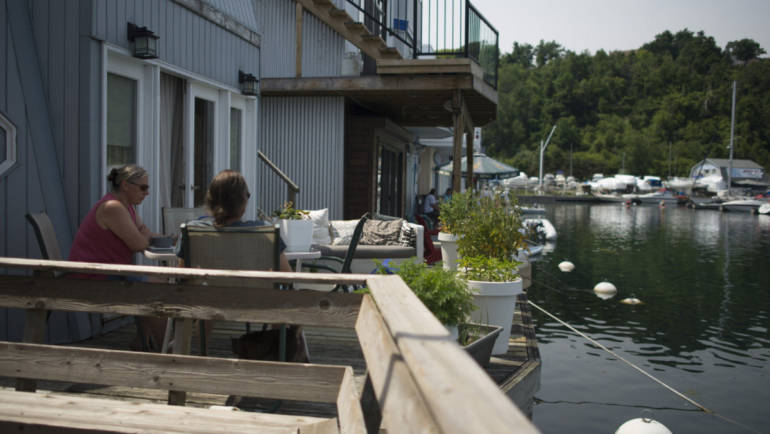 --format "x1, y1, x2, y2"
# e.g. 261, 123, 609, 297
106, 73, 137, 168
230, 108, 242, 170
0, 111, 17, 177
